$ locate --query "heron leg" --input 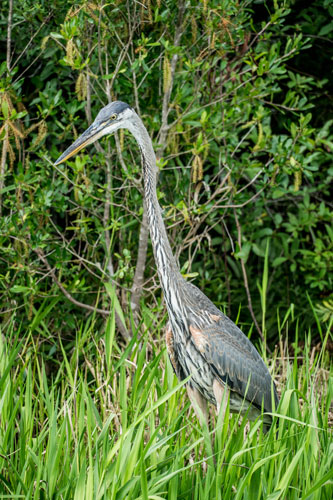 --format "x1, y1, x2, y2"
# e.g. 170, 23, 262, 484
213, 379, 229, 419
187, 385, 209, 426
